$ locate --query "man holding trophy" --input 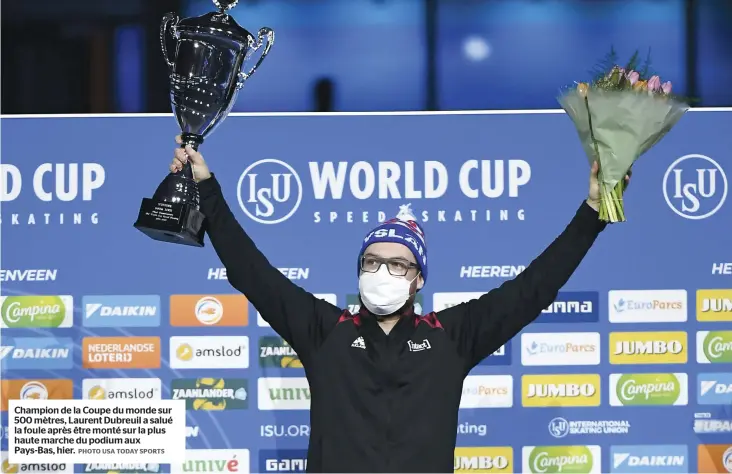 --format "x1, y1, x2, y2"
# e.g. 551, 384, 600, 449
138, 0, 637, 472
169, 143, 630, 472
